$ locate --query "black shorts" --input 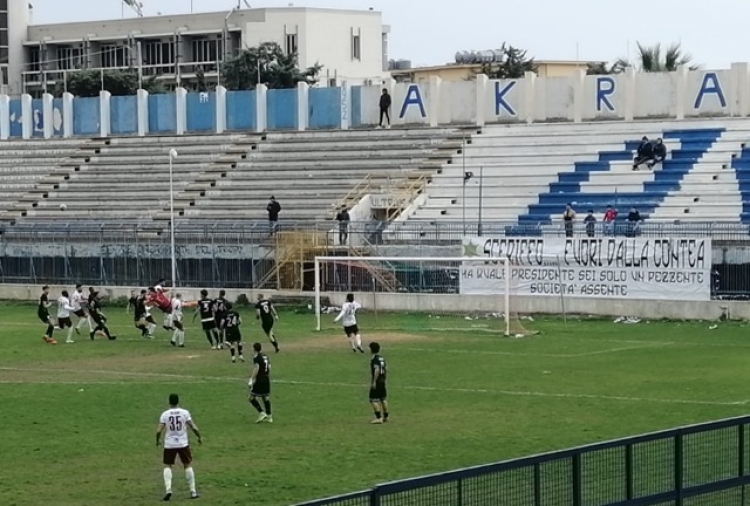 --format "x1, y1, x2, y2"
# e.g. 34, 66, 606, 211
58, 317, 72, 328
38, 312, 50, 324
145, 315, 156, 324
226, 331, 242, 343
261, 319, 274, 334
92, 315, 106, 326
163, 446, 193, 466
250, 377, 270, 398
201, 320, 217, 331
369, 382, 387, 402
215, 313, 226, 327
344, 325, 359, 337
73, 309, 86, 318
